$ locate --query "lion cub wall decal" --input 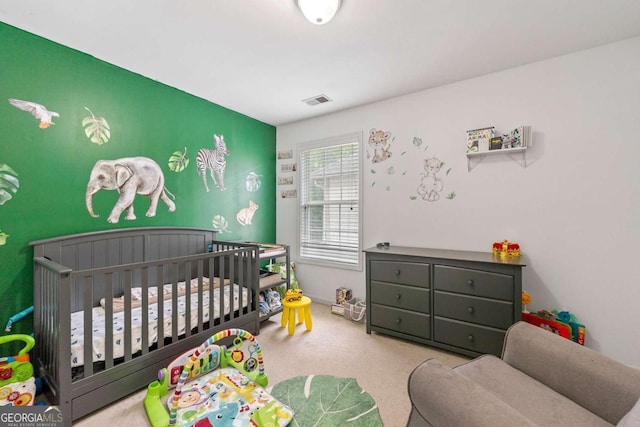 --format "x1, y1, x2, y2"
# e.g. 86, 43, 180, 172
368, 128, 393, 163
